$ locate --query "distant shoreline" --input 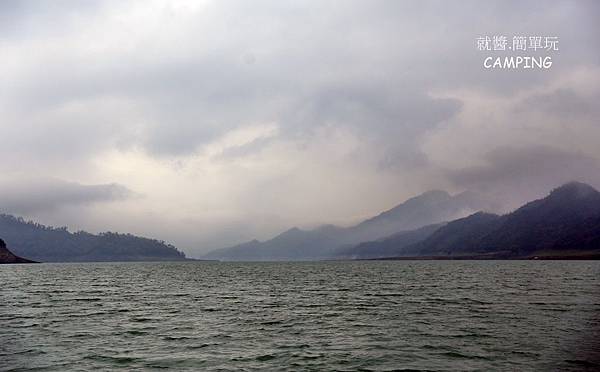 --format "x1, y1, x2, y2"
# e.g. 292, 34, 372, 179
362, 254, 600, 261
